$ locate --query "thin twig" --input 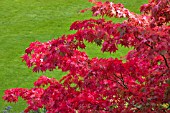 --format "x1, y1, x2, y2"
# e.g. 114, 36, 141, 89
161, 54, 169, 69
135, 35, 169, 69
120, 73, 128, 89
114, 73, 128, 89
